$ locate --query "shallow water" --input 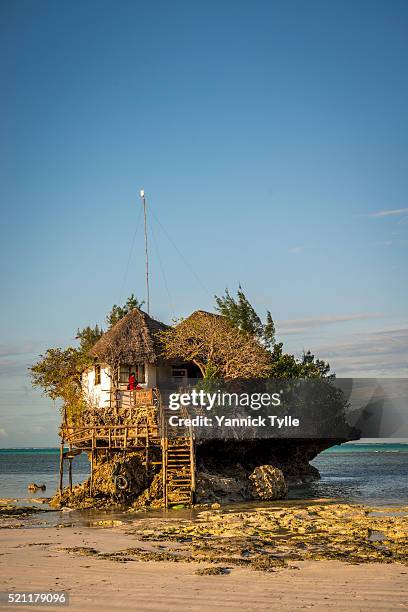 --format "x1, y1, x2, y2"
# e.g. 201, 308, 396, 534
0, 444, 407, 508
0, 449, 90, 501
307, 446, 408, 506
